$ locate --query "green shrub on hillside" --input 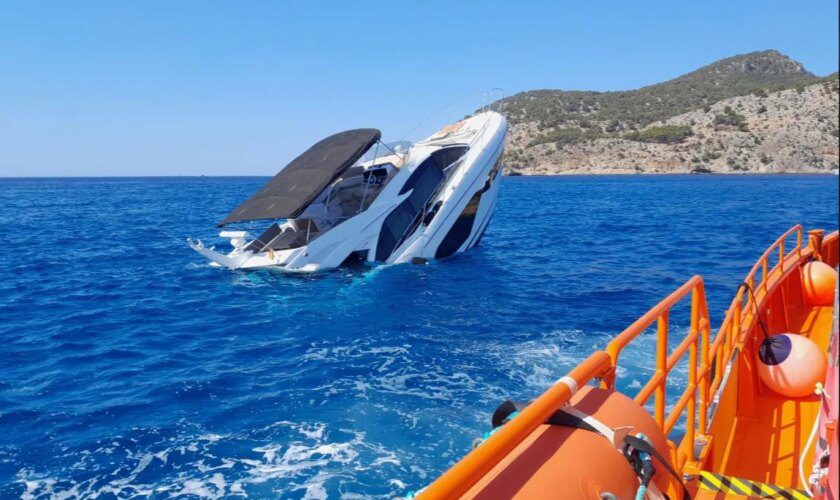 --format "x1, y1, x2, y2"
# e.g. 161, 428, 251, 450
605, 120, 622, 133
623, 125, 693, 144
714, 107, 746, 127
494, 51, 817, 130
528, 127, 603, 147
